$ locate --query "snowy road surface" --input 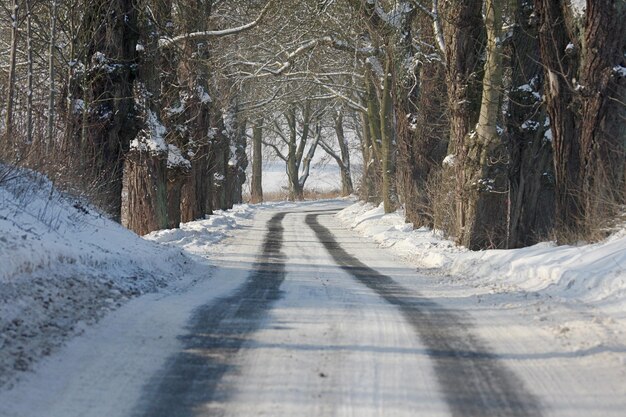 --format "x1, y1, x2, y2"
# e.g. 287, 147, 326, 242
1, 201, 624, 416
